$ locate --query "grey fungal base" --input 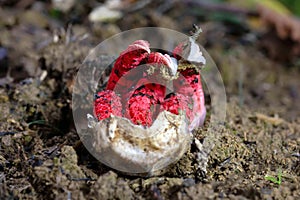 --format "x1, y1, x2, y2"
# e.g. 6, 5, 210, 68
87, 110, 192, 176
